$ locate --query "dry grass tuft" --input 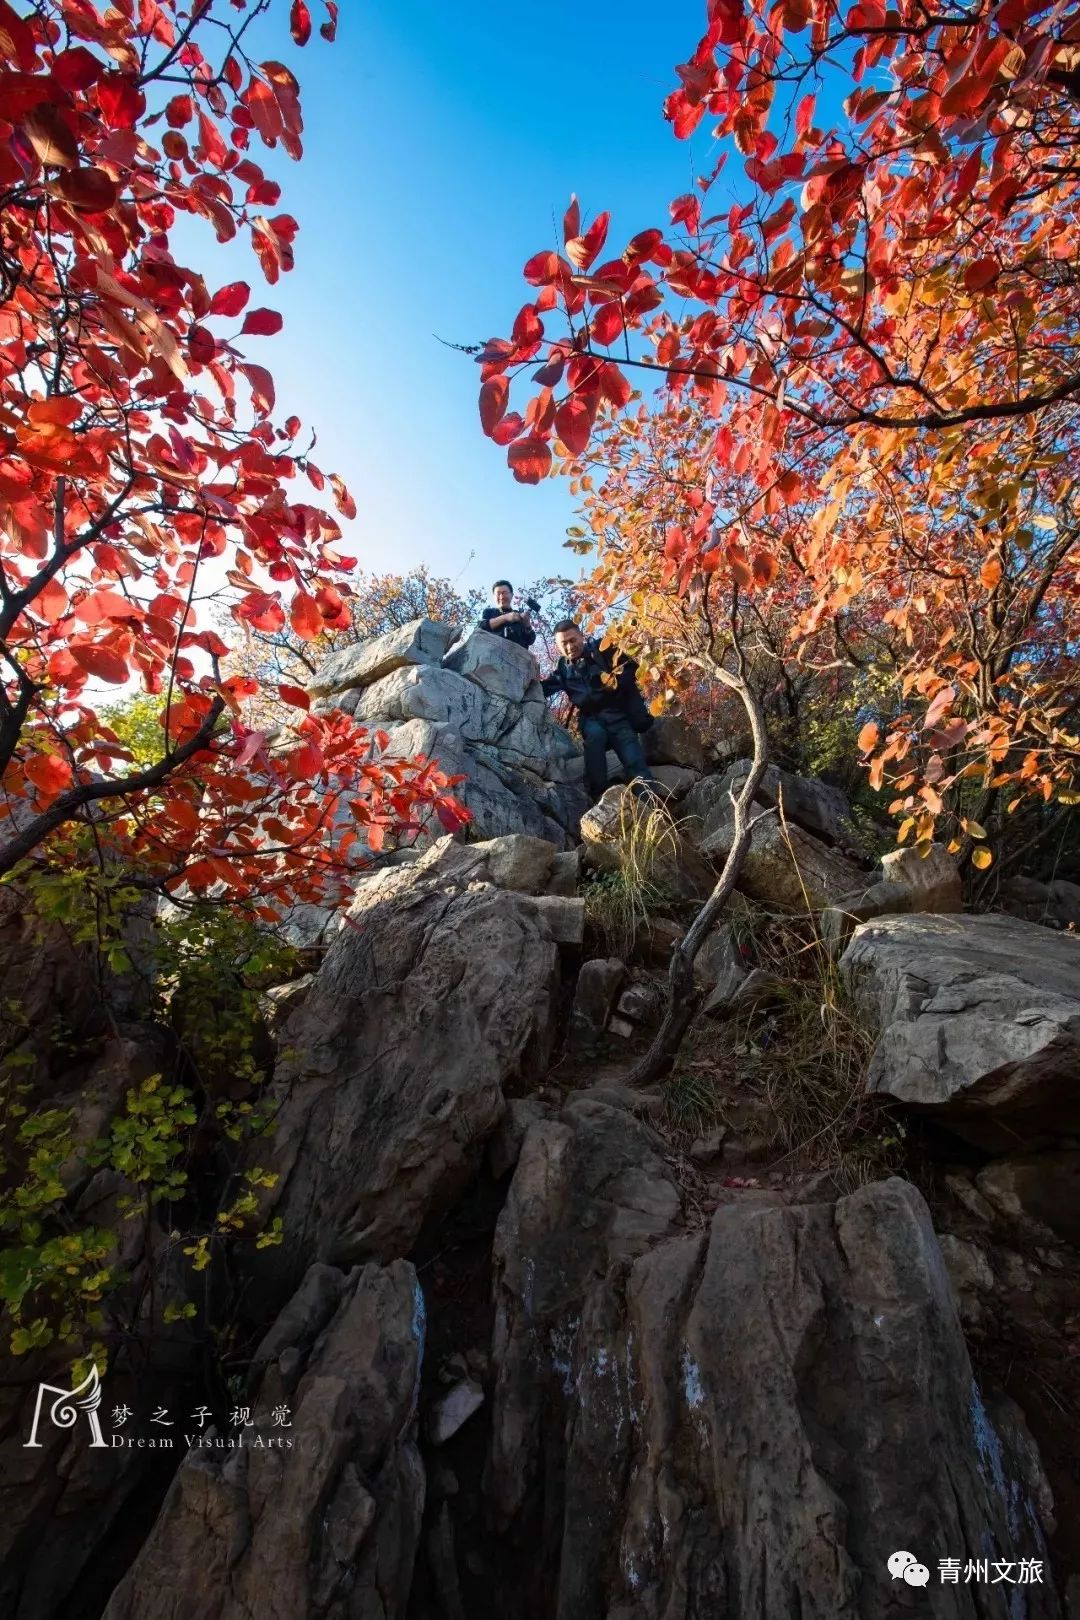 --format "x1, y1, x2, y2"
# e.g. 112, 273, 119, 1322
662, 905, 906, 1192
583, 794, 685, 960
